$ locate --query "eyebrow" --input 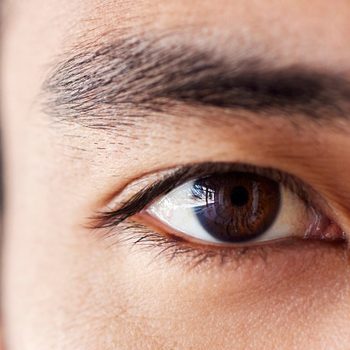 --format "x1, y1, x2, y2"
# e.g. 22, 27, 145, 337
43, 35, 350, 128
